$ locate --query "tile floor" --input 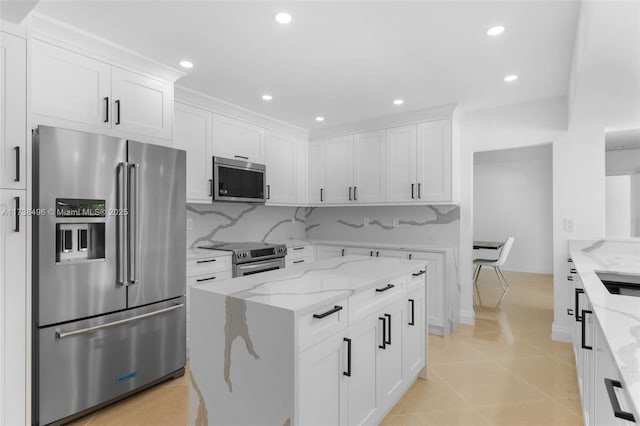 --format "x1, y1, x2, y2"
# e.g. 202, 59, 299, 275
69, 270, 581, 426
